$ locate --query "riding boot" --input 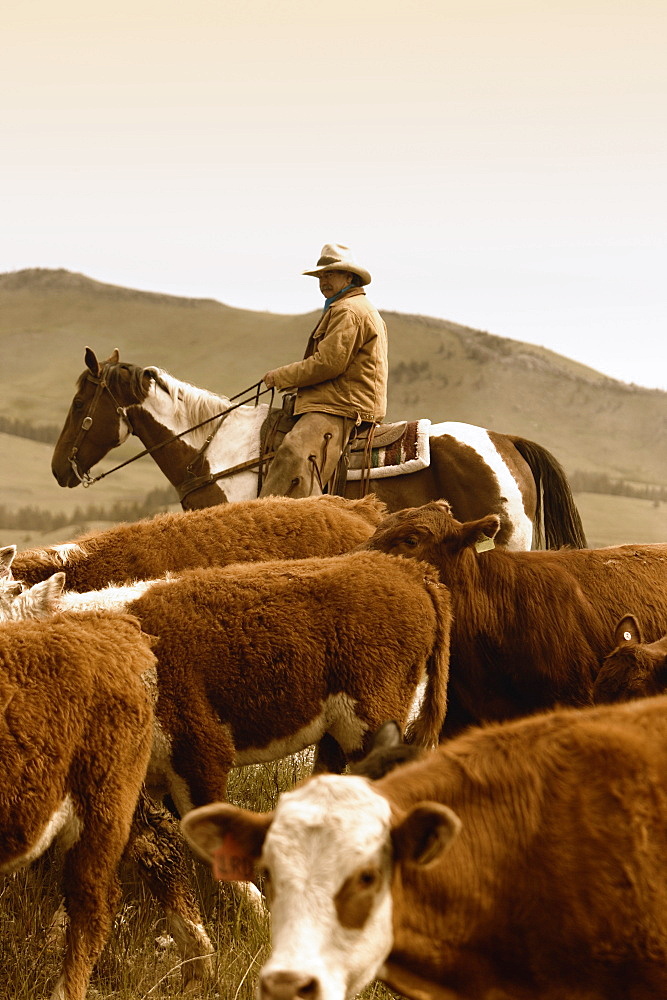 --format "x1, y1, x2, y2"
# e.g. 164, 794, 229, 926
259, 412, 352, 499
